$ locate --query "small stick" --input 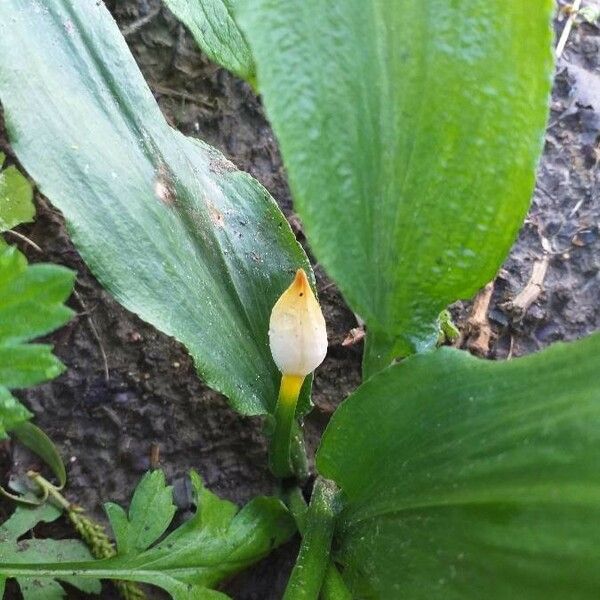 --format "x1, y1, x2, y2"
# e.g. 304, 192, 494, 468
150, 443, 161, 469
73, 290, 110, 382
502, 255, 550, 318
556, 0, 583, 59
5, 230, 43, 253
463, 282, 495, 357
121, 6, 161, 38
152, 84, 214, 110
341, 326, 365, 347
